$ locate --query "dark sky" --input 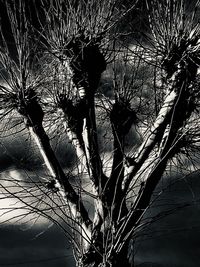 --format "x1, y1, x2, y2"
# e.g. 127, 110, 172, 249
0, 224, 75, 267
134, 171, 200, 266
